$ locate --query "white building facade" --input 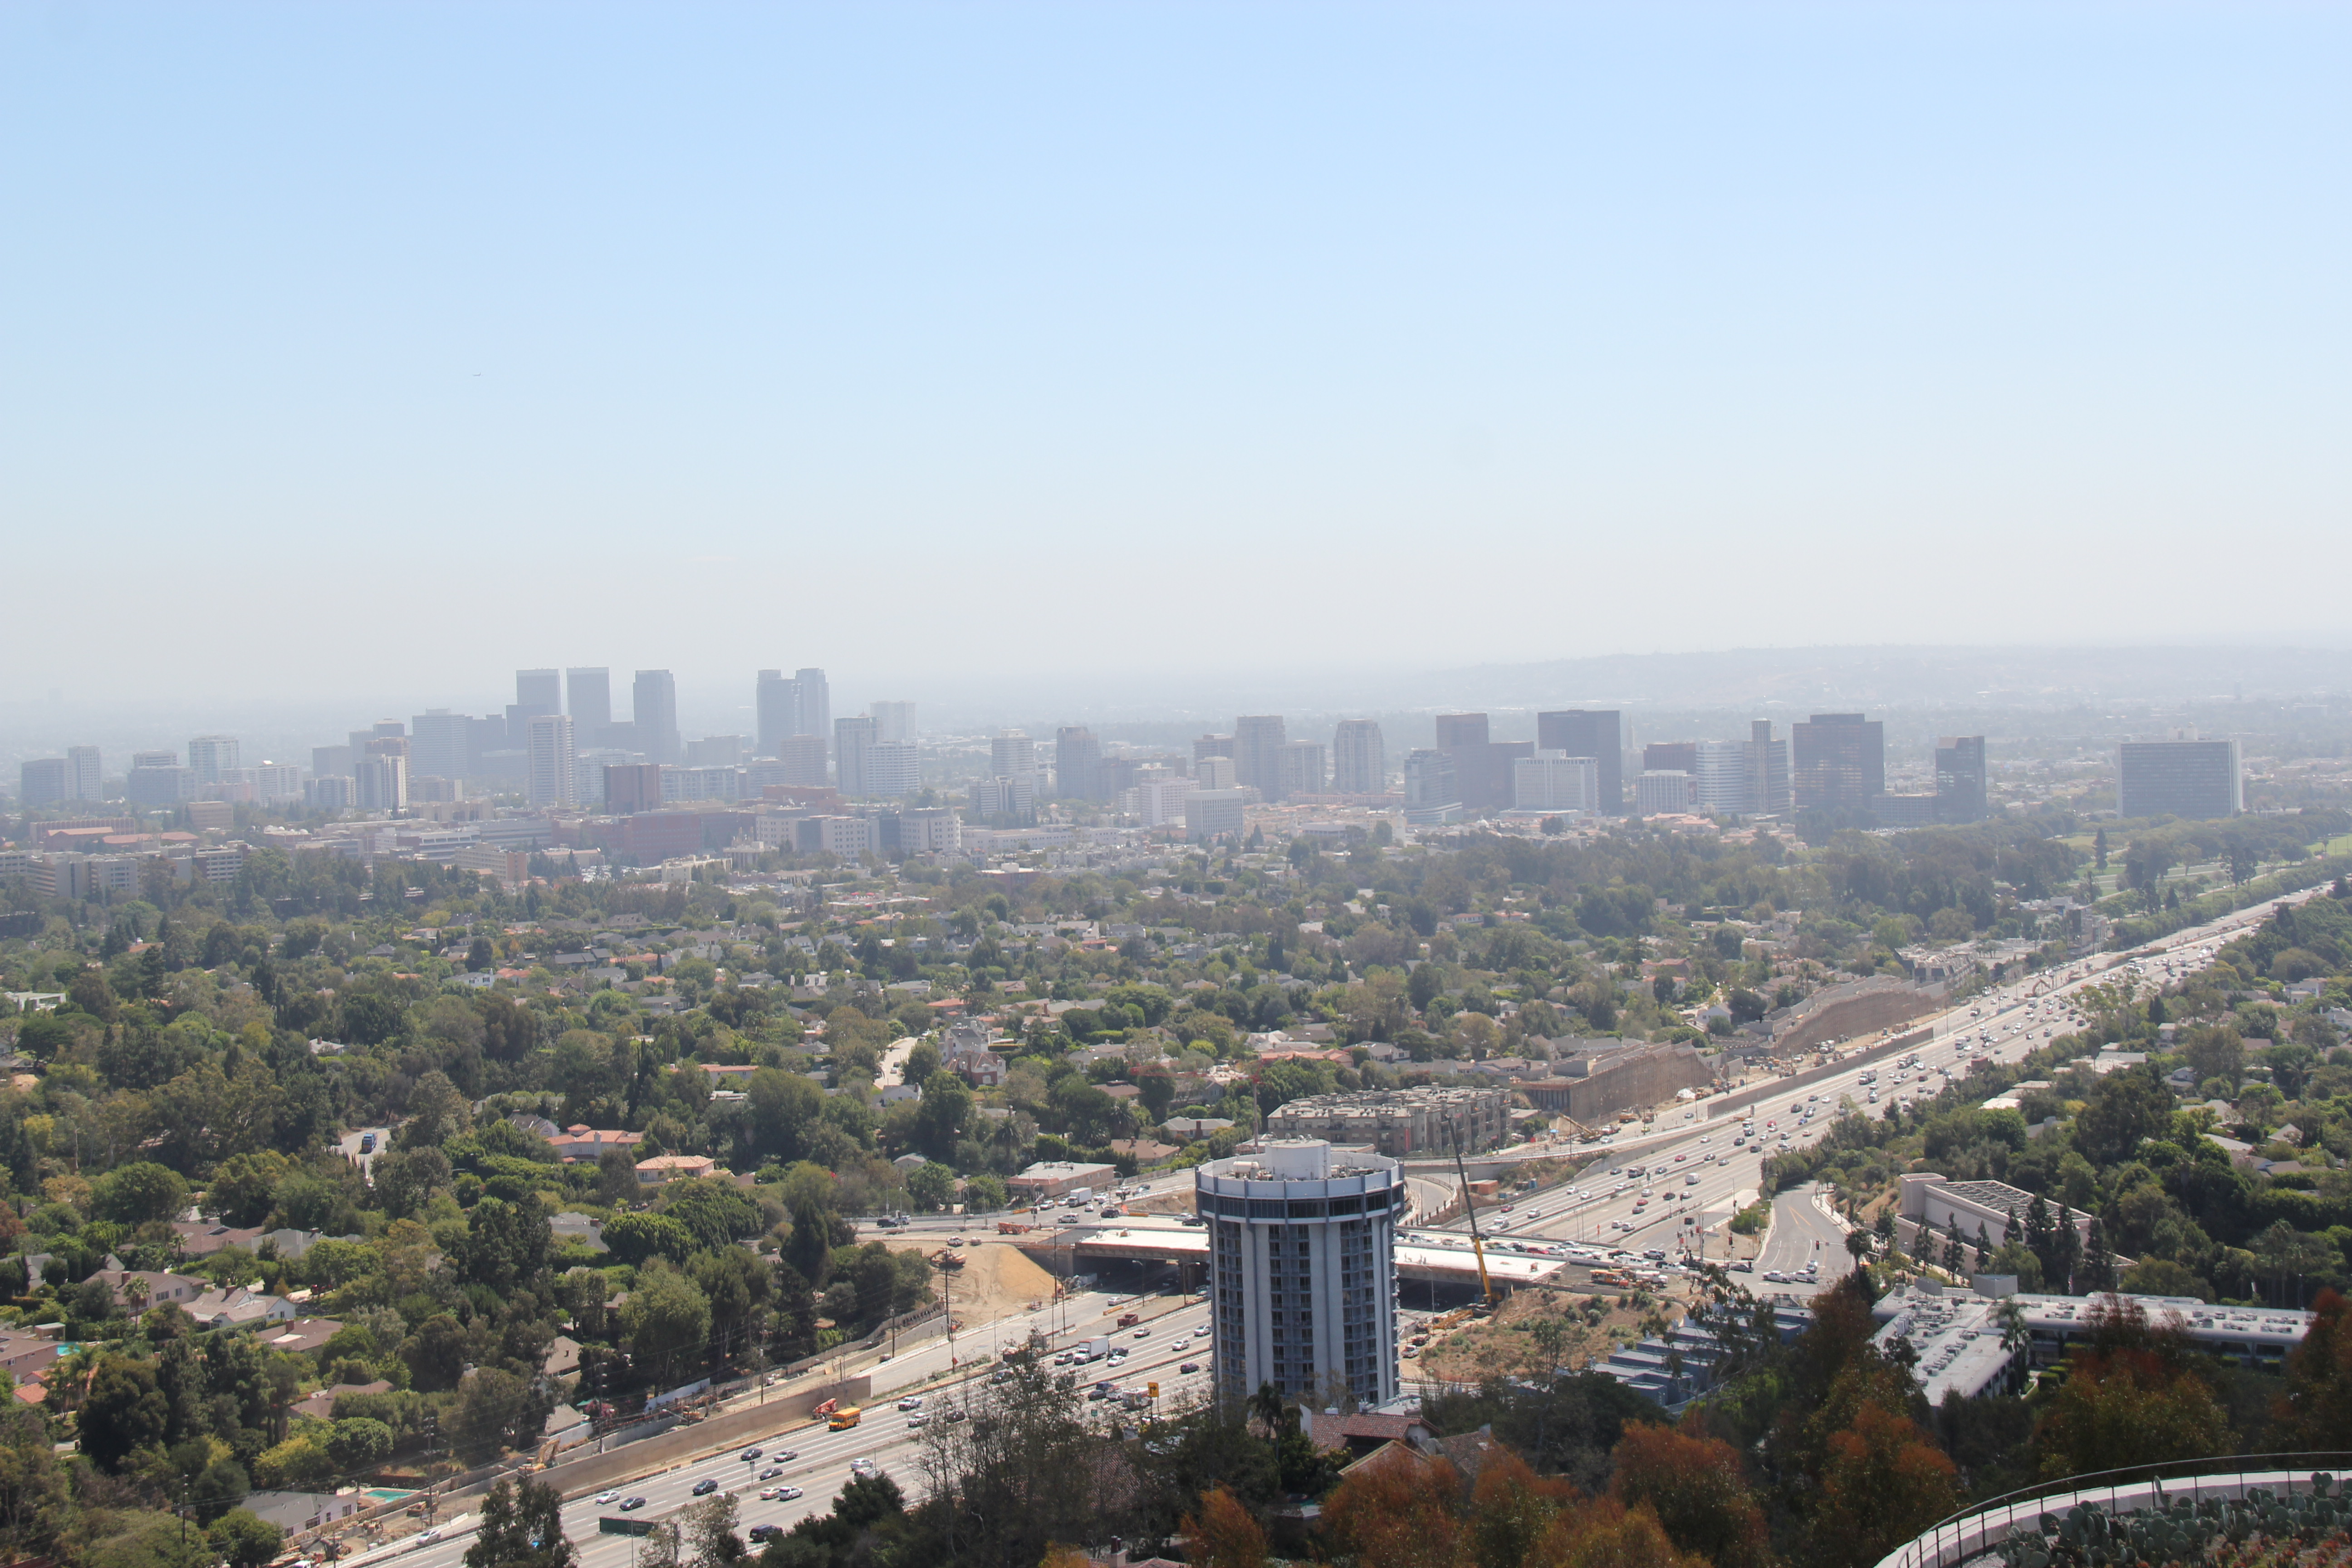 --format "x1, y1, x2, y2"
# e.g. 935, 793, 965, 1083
1196, 1140, 1401, 1411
